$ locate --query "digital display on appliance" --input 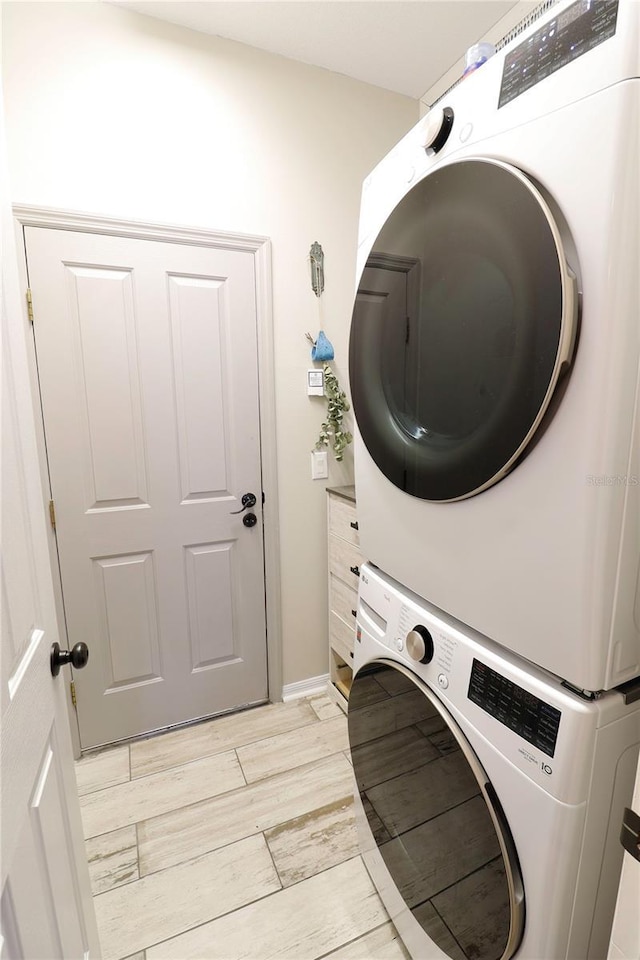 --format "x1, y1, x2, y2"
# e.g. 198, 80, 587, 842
468, 659, 561, 757
499, 0, 619, 108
